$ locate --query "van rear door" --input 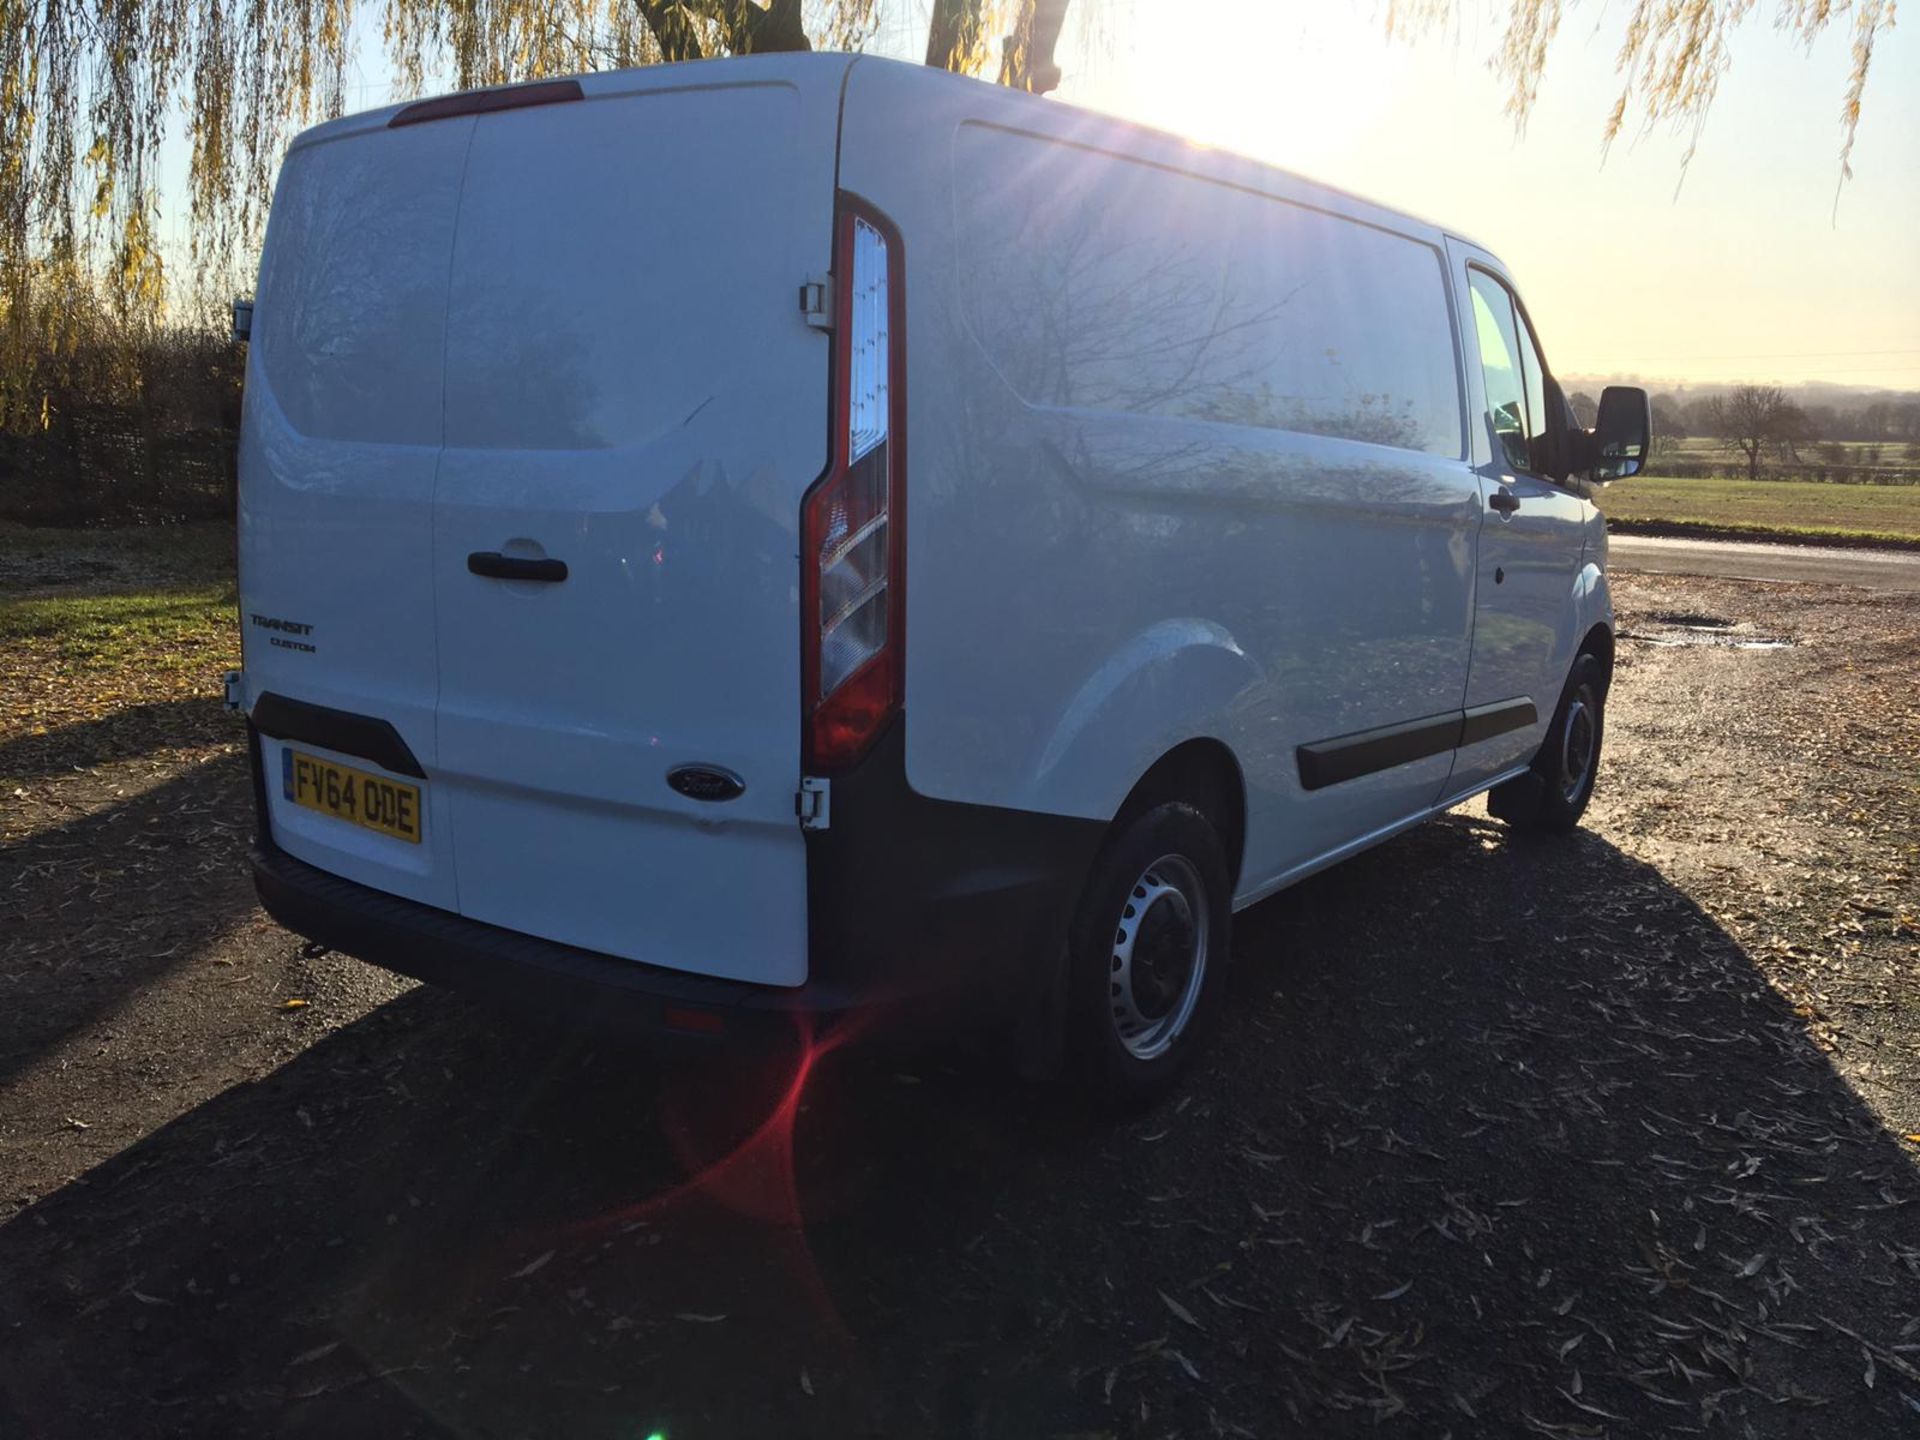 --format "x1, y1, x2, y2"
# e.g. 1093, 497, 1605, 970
431, 74, 842, 987
240, 116, 473, 913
